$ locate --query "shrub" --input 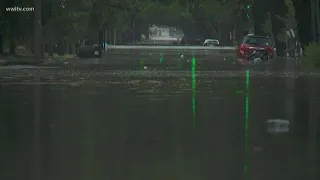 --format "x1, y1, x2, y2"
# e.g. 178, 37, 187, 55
301, 43, 320, 71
